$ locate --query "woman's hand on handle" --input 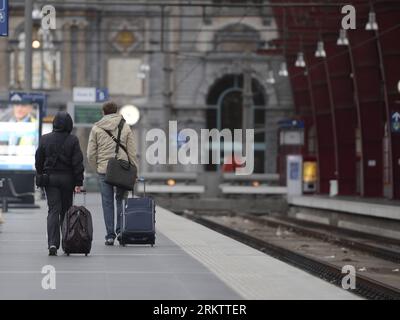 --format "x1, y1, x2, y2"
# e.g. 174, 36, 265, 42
74, 186, 82, 193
